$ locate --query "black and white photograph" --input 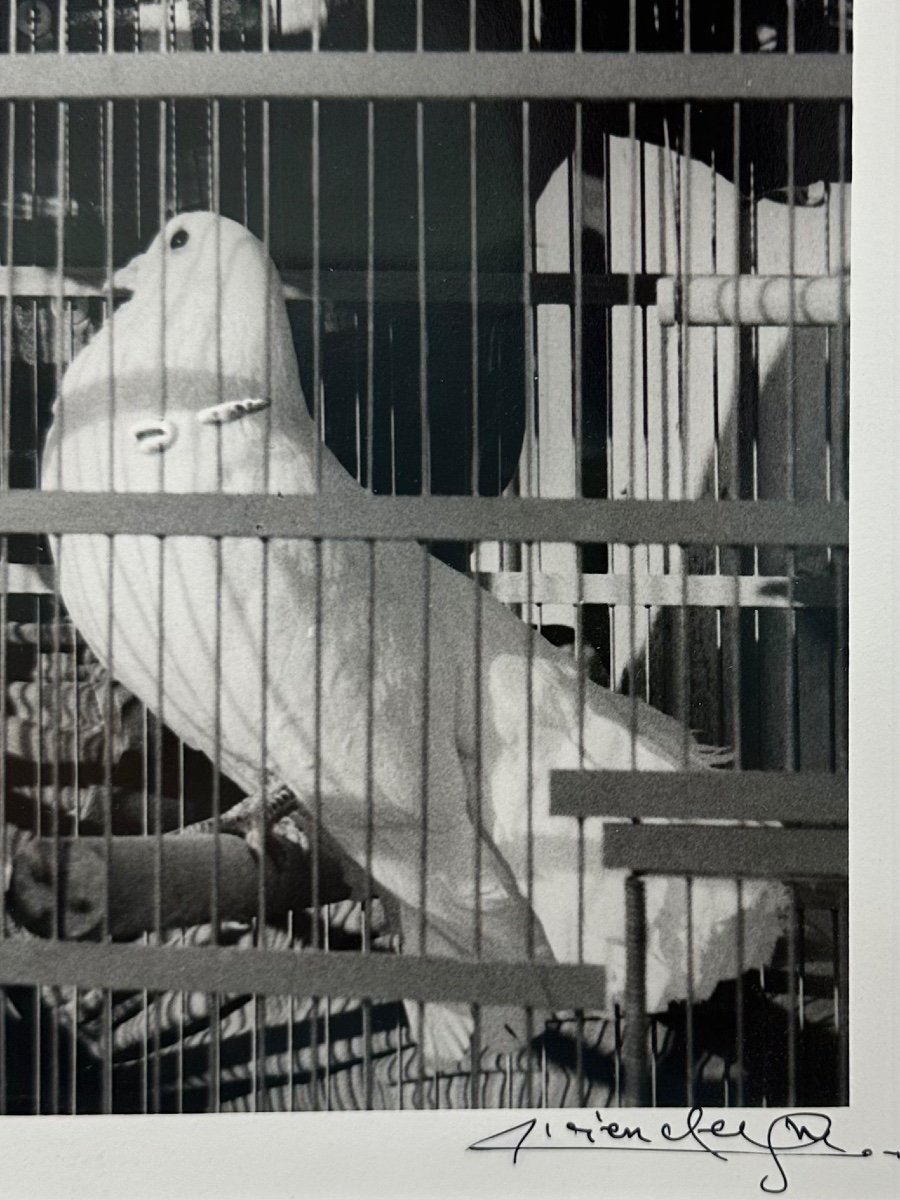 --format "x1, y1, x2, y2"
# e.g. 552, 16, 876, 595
0, 1, 894, 1196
